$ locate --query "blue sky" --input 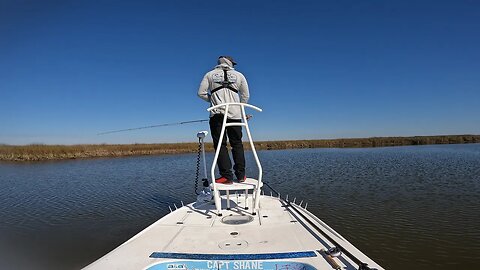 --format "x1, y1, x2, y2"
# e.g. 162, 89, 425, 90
1, 0, 479, 145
